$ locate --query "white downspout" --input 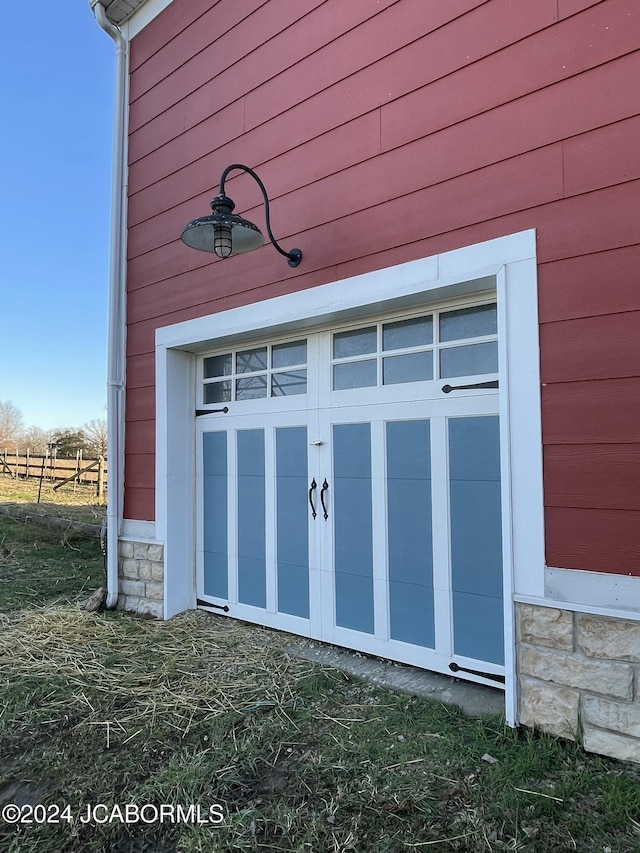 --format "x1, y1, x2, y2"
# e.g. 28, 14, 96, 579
90, 1, 128, 609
